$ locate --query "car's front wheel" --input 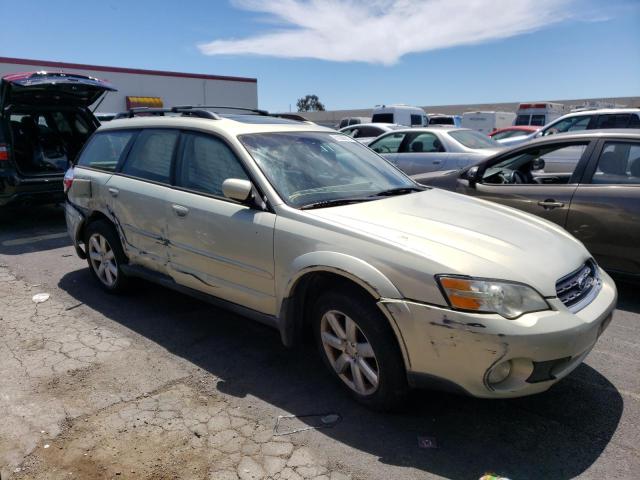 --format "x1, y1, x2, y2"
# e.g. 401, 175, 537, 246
312, 289, 408, 410
85, 220, 129, 293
